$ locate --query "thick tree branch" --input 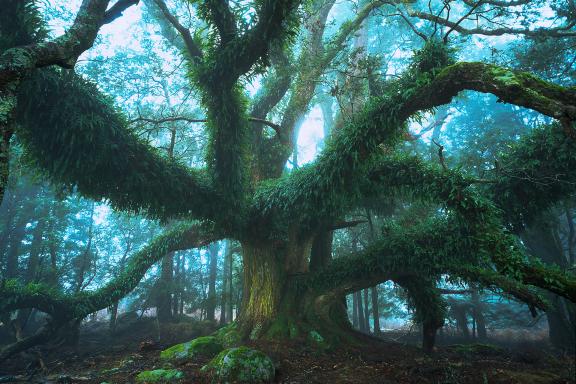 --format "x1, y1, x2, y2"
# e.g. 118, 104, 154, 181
0, 0, 138, 209
17, 70, 220, 220
254, 61, 576, 231
306, 217, 554, 307
203, 0, 238, 44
